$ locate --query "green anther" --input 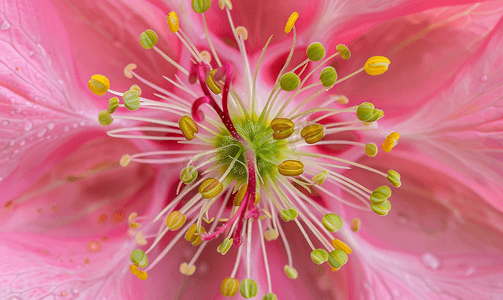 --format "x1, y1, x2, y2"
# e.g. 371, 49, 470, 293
356, 102, 375, 122
371, 199, 391, 216
130, 249, 148, 268
387, 170, 401, 188
311, 249, 329, 265
98, 110, 113, 126
322, 213, 342, 232
365, 143, 378, 157
139, 29, 158, 49
263, 293, 278, 300
107, 97, 119, 114
217, 237, 233, 255
370, 186, 391, 205
319, 66, 337, 88
123, 90, 140, 111
328, 249, 348, 268
280, 208, 298, 222
180, 166, 198, 184
280, 72, 300, 91
306, 42, 326, 61
284, 265, 298, 279
336, 44, 351, 60
366, 109, 384, 122
240, 278, 258, 299
312, 170, 328, 185
192, 0, 211, 13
